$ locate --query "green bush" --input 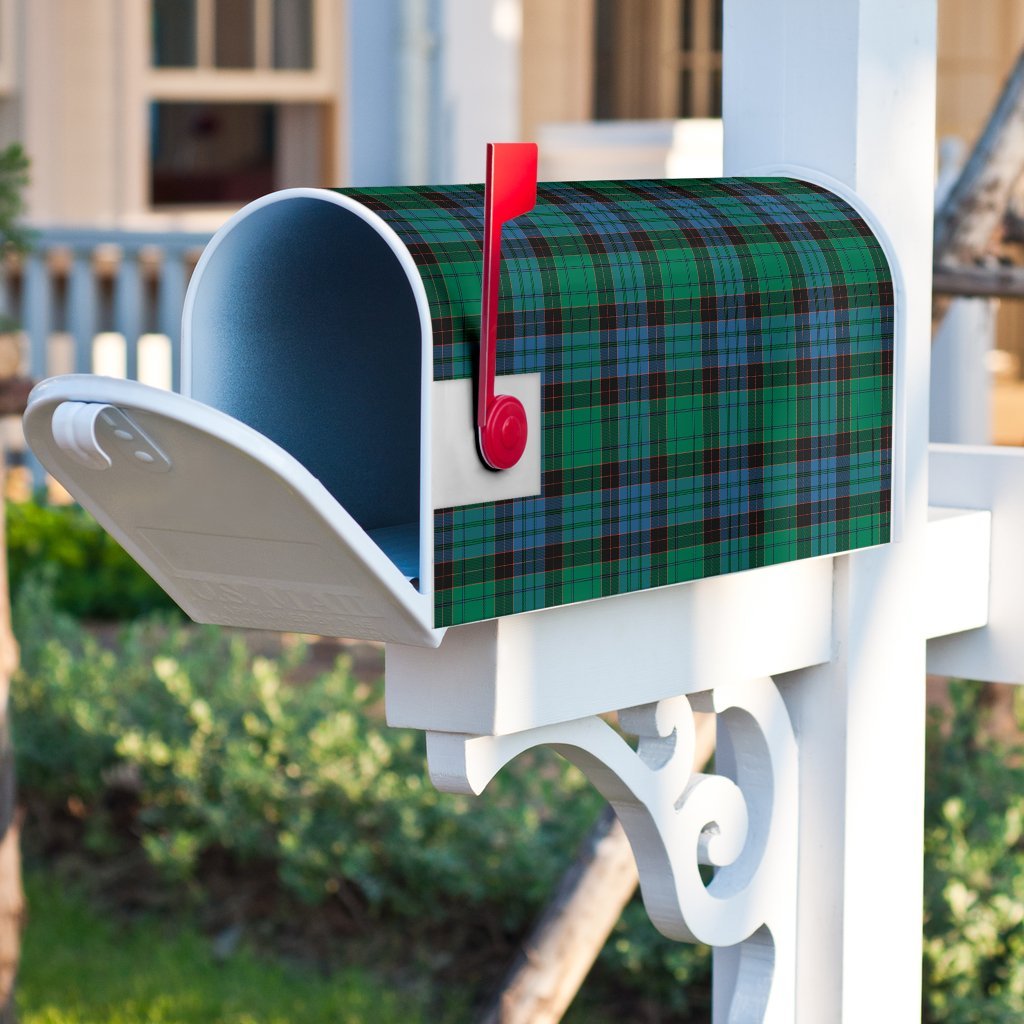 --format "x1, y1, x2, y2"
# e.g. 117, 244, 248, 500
20, 548, 1024, 1020
13, 575, 582, 914
11, 575, 710, 1015
923, 682, 1024, 1023
7, 499, 179, 619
